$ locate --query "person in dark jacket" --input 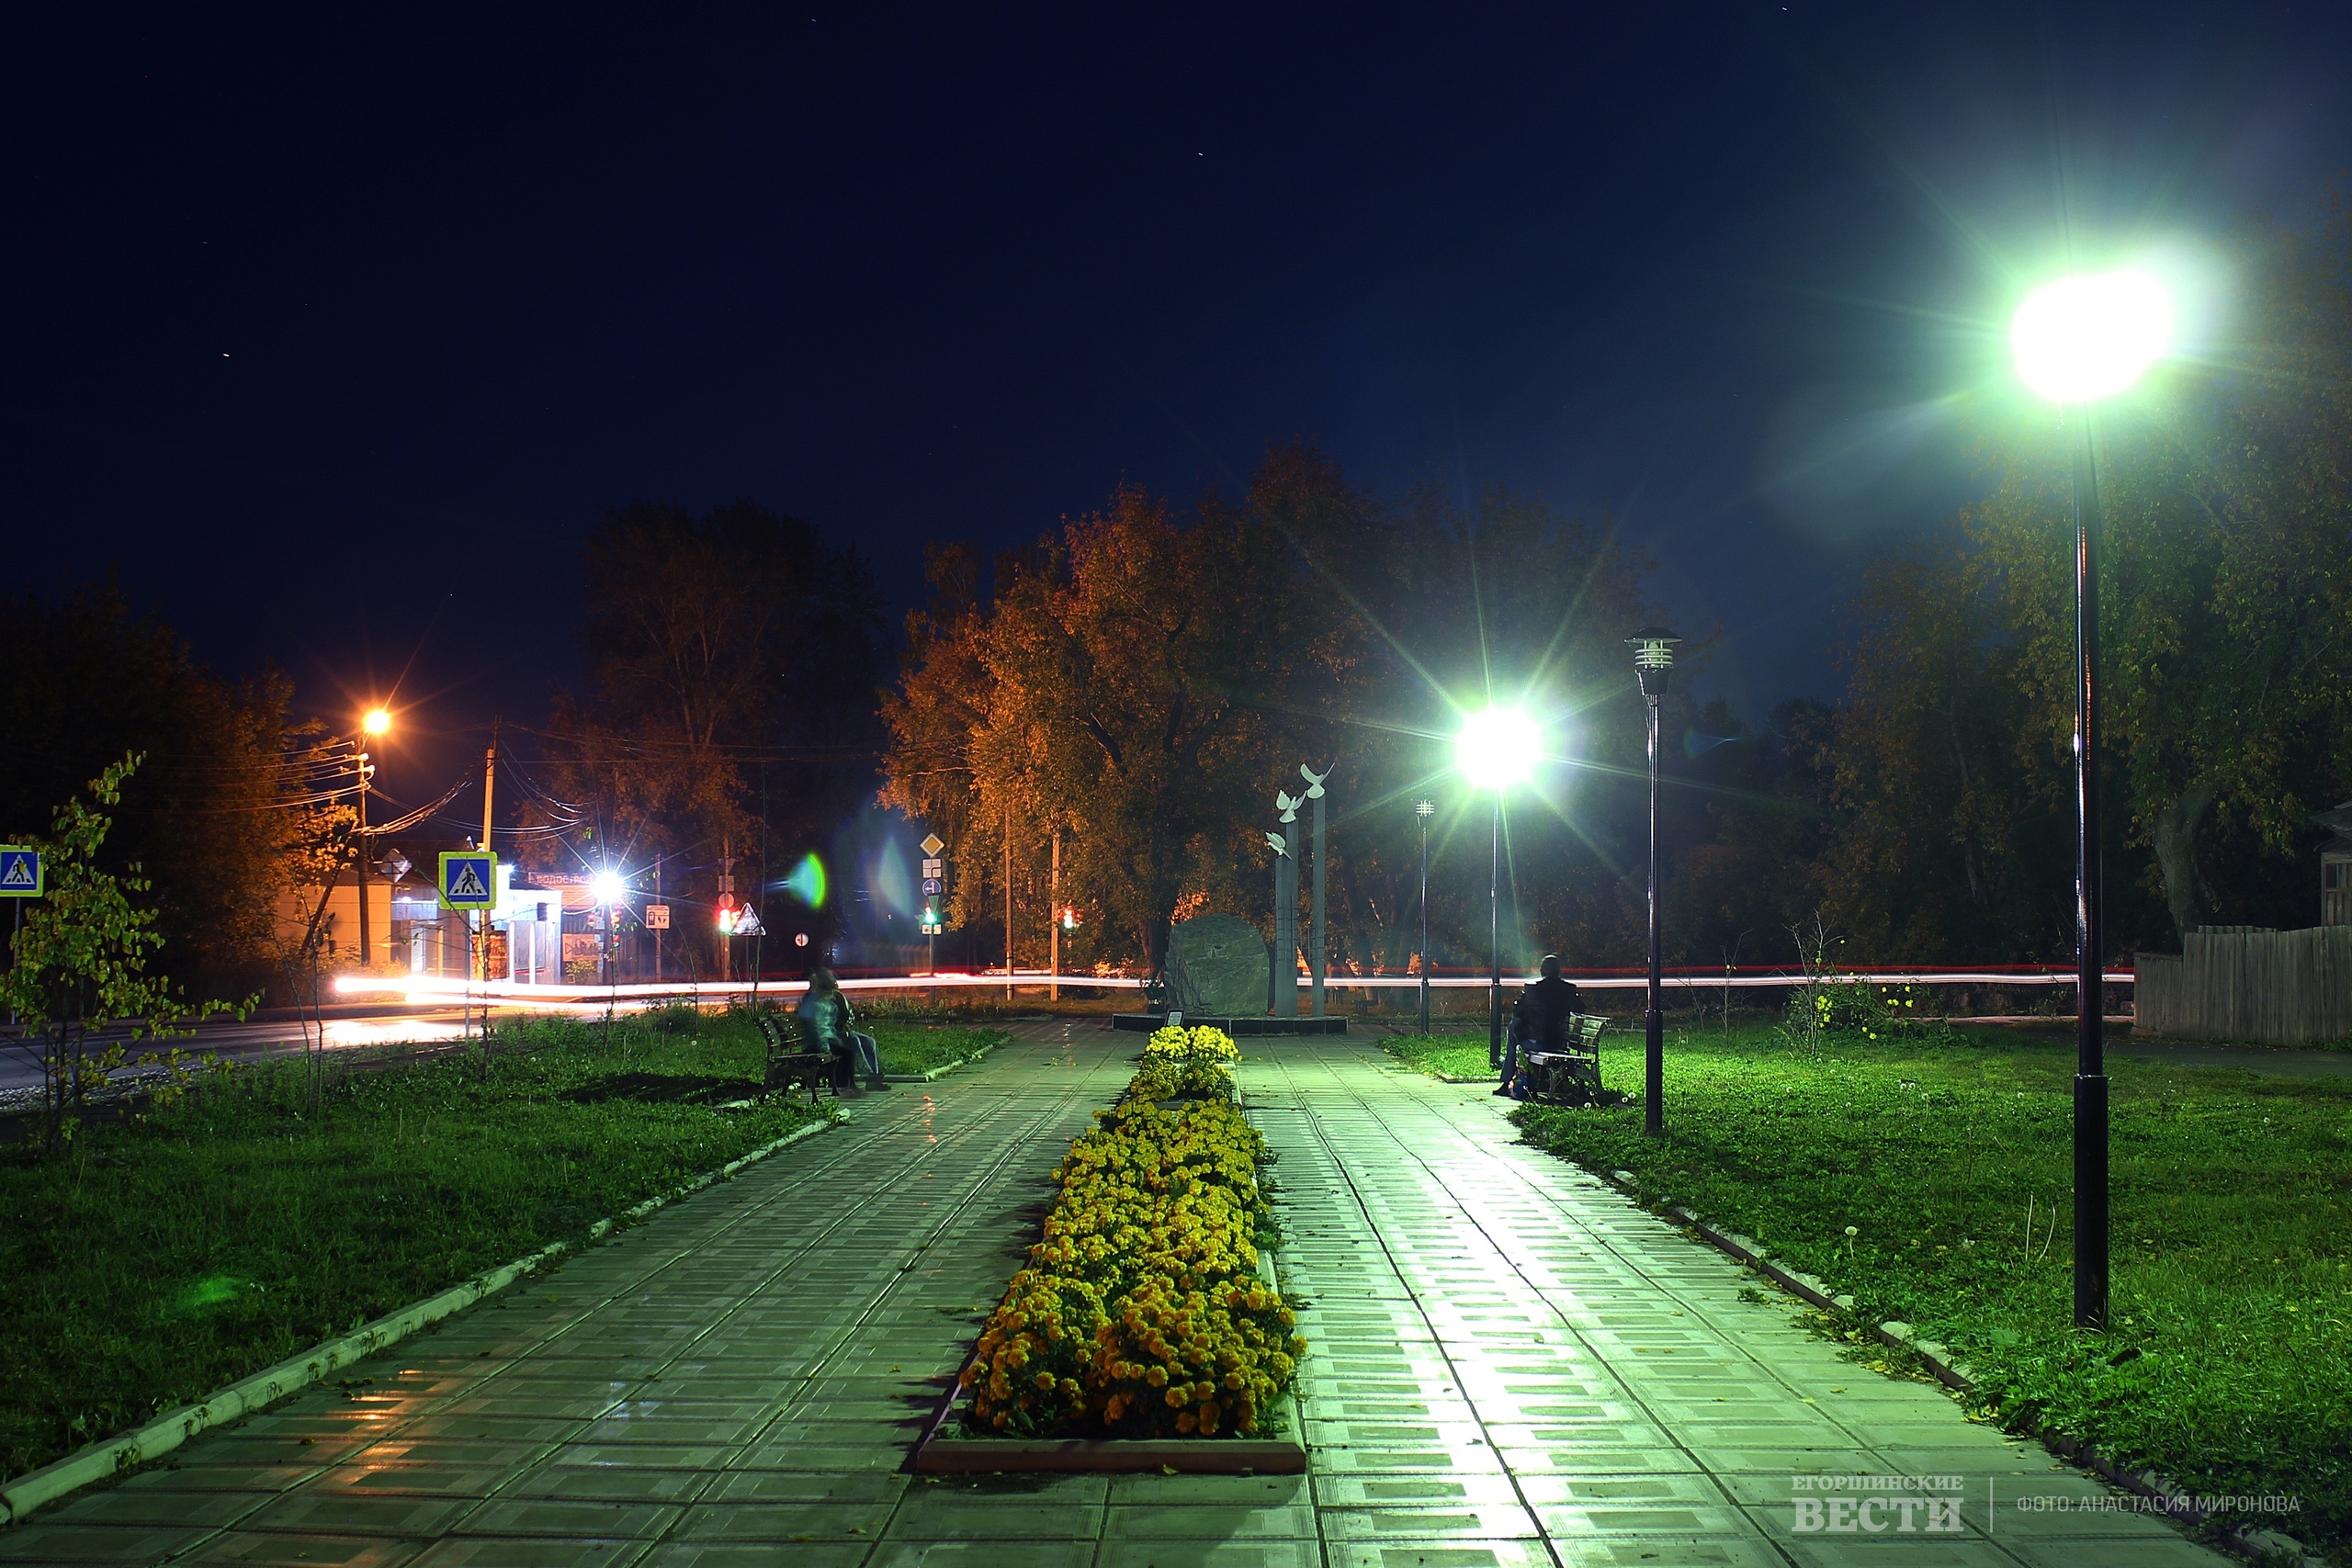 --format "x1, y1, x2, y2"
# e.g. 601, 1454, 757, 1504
796, 968, 889, 1094
1498, 954, 1581, 1096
